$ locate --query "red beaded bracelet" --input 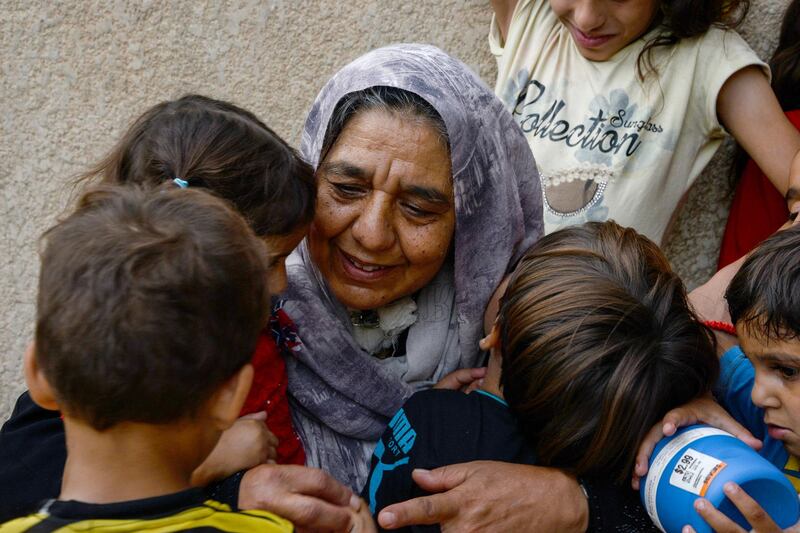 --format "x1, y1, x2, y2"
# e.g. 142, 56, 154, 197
702, 320, 736, 335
